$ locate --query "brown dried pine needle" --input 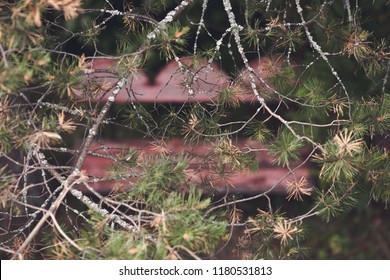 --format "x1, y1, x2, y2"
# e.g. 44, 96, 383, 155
286, 176, 313, 201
